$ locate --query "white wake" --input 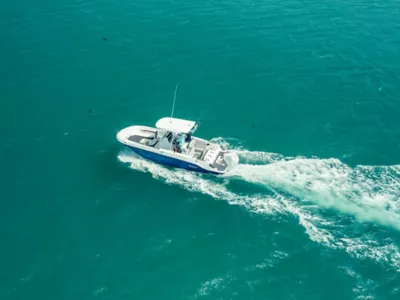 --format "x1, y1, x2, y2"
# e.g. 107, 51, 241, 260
229, 157, 400, 230
117, 143, 400, 270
